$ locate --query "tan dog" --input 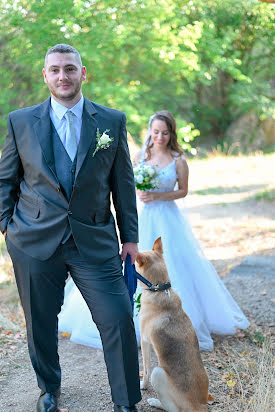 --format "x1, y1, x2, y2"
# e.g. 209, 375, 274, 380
136, 237, 208, 412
